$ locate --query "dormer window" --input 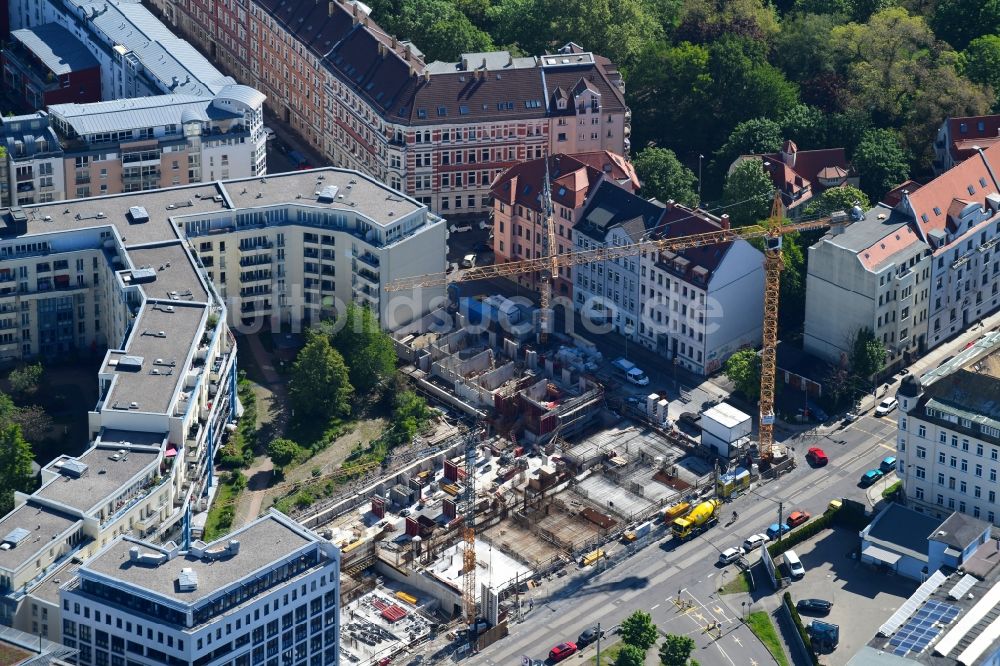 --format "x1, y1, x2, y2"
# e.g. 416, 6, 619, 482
556, 99, 566, 110
591, 98, 599, 111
